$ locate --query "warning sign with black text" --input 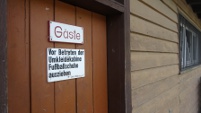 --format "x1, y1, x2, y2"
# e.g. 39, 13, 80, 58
47, 48, 85, 82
